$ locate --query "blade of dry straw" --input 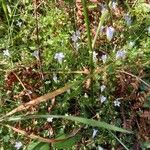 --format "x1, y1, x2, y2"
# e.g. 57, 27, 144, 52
5, 124, 80, 143
3, 83, 72, 118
